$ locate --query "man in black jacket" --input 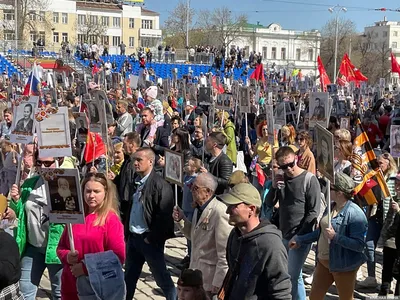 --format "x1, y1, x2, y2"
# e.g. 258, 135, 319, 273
201, 132, 232, 195
111, 132, 141, 225
218, 183, 292, 300
125, 148, 176, 300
